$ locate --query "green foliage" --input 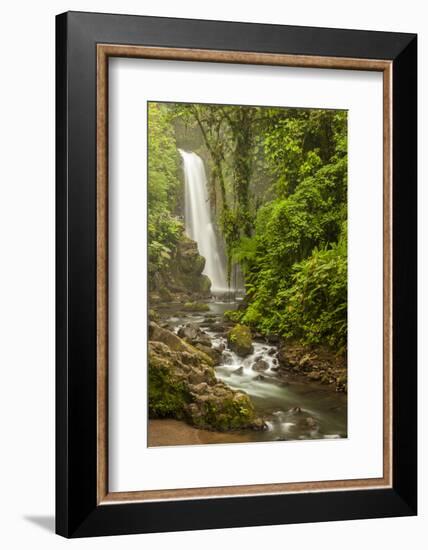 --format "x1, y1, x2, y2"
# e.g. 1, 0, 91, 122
277, 232, 347, 350
148, 101, 348, 353
223, 309, 243, 323
263, 110, 347, 196
236, 110, 348, 351
147, 103, 183, 282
